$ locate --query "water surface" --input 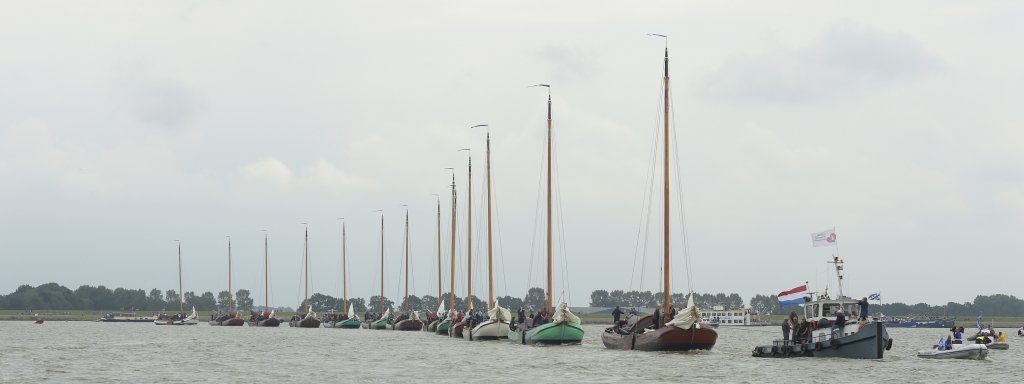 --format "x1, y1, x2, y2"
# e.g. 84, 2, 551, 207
1, 322, 1019, 383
